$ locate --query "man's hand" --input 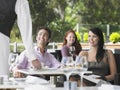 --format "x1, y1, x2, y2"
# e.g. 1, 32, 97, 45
13, 67, 25, 78
14, 71, 25, 78
32, 59, 41, 70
